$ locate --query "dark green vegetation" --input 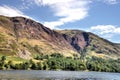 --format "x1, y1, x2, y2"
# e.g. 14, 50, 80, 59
0, 53, 120, 72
